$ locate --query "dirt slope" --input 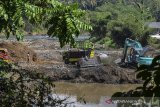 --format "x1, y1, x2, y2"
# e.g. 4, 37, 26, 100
0, 41, 37, 62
